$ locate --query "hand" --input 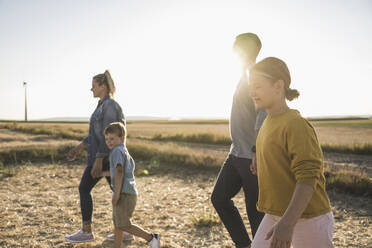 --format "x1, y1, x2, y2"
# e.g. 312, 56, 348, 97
265, 220, 294, 248
250, 153, 257, 175
91, 158, 103, 178
67, 147, 79, 161
112, 194, 120, 206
